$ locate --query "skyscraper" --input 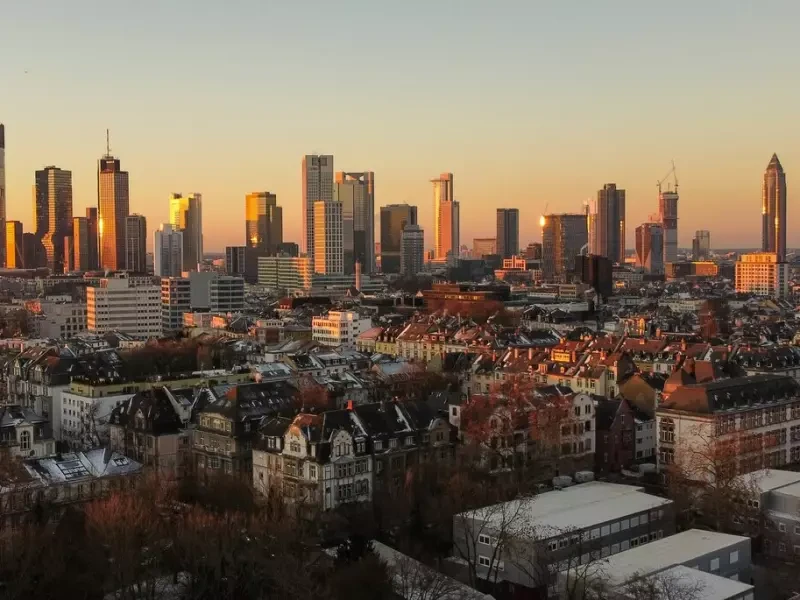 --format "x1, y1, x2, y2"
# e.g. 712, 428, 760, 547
692, 230, 711, 261
97, 144, 130, 271
302, 155, 334, 259
0, 124, 6, 267
658, 188, 679, 264
496, 208, 520, 258
335, 171, 375, 274
400, 224, 424, 276
593, 183, 626, 264
35, 166, 73, 273
380, 204, 418, 274
125, 214, 147, 273
313, 201, 343, 275
635, 222, 664, 274
762, 153, 787, 261
154, 223, 184, 278
169, 193, 203, 271
432, 173, 456, 259
245, 192, 282, 255
72, 216, 90, 272
541, 213, 587, 281
85, 207, 99, 270
5, 221, 22, 269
